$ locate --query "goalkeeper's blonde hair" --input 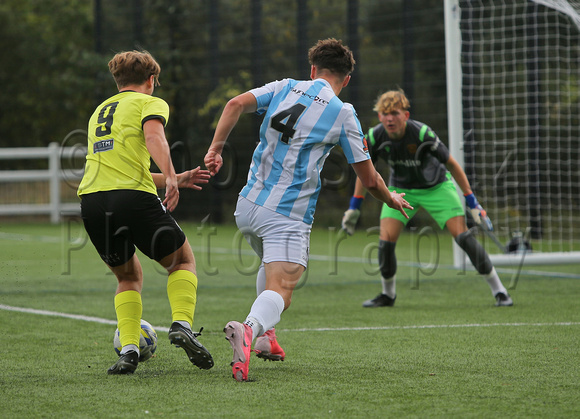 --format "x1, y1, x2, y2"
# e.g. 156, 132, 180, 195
373, 89, 410, 114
